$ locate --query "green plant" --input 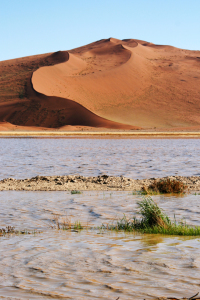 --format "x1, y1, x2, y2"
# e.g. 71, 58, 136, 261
74, 221, 83, 230
71, 190, 82, 194
136, 196, 171, 228
100, 197, 200, 236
